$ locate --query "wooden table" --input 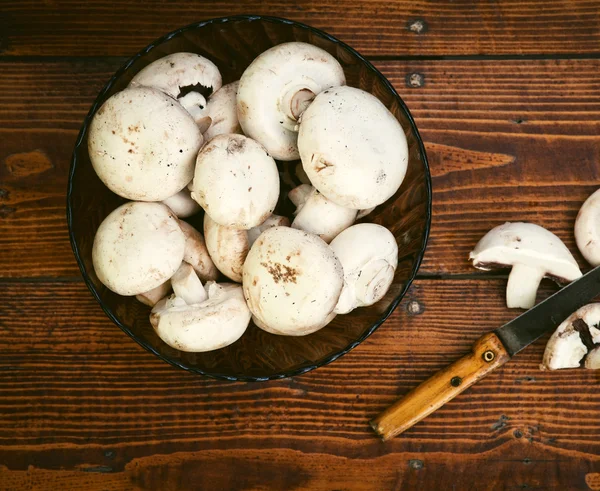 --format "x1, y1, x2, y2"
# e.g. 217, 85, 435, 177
1, 1, 599, 489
